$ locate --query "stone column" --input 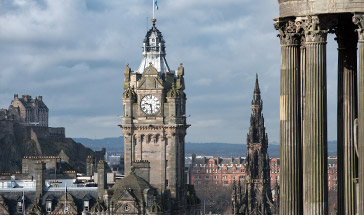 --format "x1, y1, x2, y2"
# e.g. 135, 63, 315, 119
274, 18, 302, 215
353, 13, 364, 215
336, 20, 358, 215
303, 15, 328, 215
